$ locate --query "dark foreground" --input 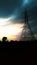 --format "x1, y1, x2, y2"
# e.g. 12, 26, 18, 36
0, 40, 37, 54
0, 40, 37, 64
0, 40, 37, 47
